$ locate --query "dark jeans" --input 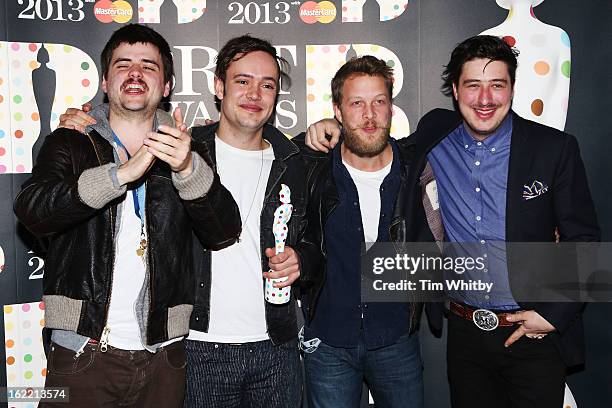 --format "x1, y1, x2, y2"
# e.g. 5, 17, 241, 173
447, 312, 566, 408
40, 341, 186, 407
304, 332, 424, 408
184, 339, 302, 408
